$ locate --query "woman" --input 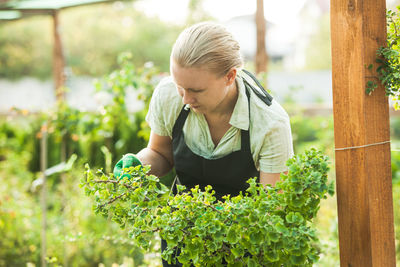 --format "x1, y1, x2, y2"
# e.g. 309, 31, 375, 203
114, 22, 293, 266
